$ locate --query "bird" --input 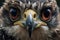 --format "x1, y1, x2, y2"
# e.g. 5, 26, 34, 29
0, 0, 60, 40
